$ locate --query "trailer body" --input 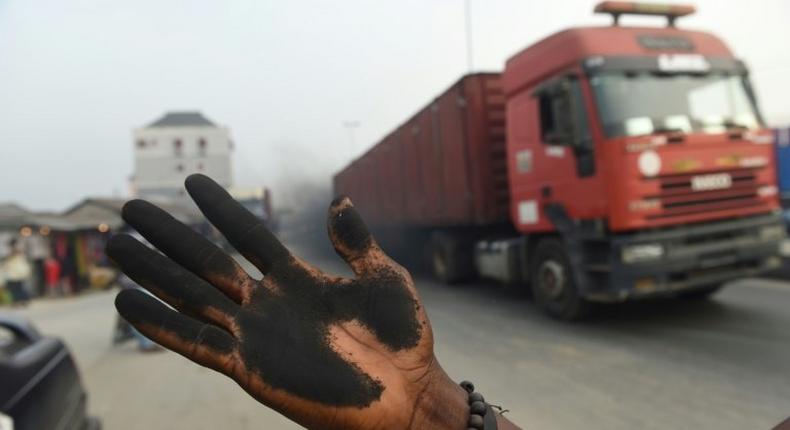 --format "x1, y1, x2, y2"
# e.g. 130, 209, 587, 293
334, 74, 508, 228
